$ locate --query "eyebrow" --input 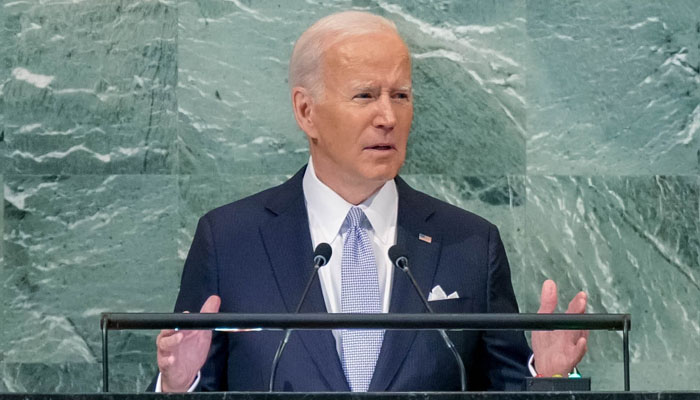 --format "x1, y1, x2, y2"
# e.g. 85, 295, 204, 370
349, 83, 412, 92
